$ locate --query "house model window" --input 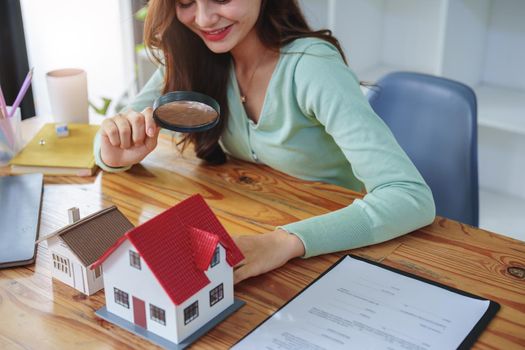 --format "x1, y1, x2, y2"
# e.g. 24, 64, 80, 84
150, 304, 166, 326
52, 253, 71, 276
210, 246, 220, 268
184, 301, 199, 325
114, 287, 130, 308
94, 266, 102, 279
209, 283, 224, 307
129, 250, 141, 270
